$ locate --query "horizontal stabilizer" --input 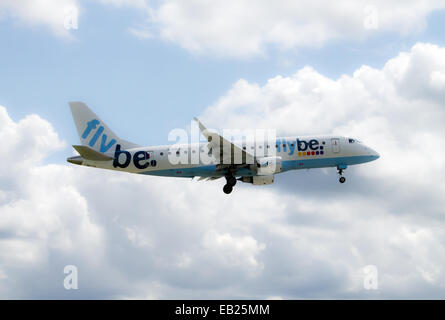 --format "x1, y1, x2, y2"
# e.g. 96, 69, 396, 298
72, 145, 114, 161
